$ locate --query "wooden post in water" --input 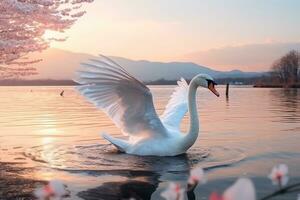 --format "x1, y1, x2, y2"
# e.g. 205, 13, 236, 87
226, 83, 229, 97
